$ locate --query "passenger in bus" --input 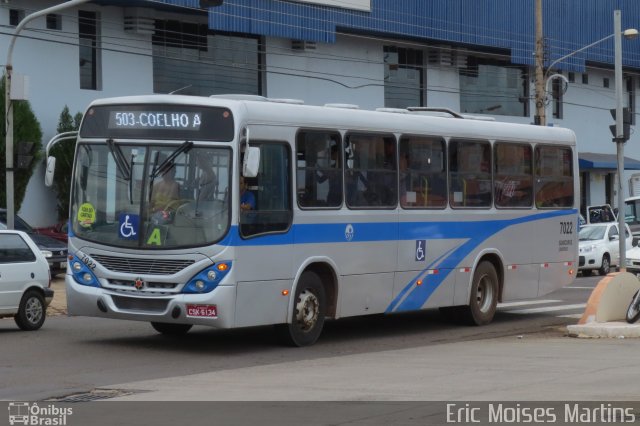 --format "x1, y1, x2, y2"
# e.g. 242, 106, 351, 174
196, 154, 218, 201
240, 176, 256, 210
151, 162, 180, 211
316, 144, 342, 206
